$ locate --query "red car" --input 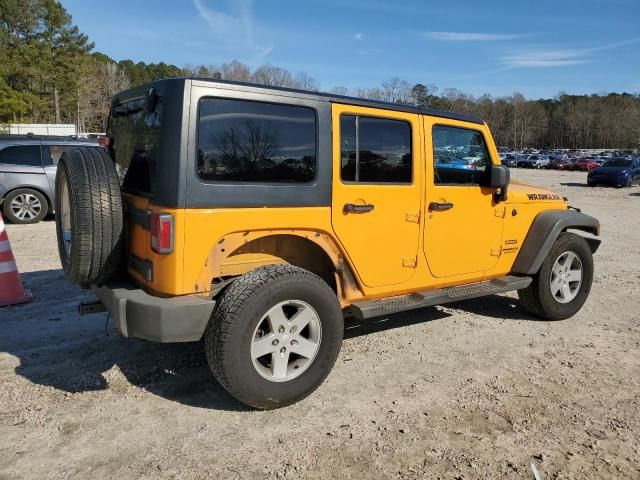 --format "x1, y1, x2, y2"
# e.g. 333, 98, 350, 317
572, 157, 599, 171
